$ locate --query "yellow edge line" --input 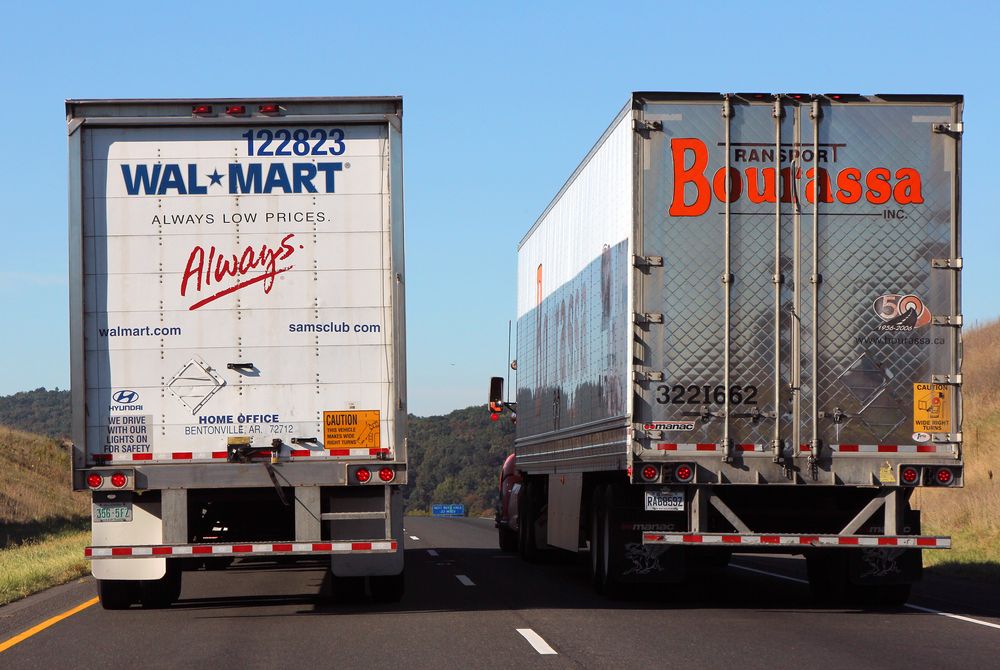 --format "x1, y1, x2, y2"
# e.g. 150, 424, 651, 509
0, 596, 99, 654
